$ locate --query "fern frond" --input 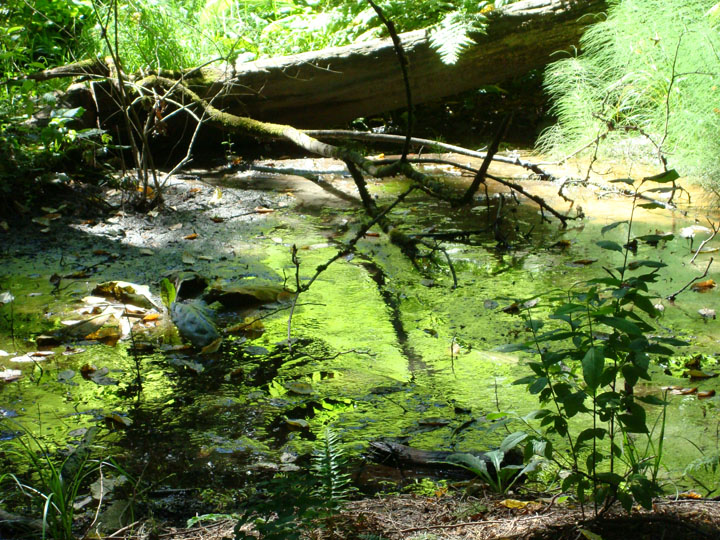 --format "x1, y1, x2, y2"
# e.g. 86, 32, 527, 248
311, 428, 354, 507
429, 12, 478, 65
